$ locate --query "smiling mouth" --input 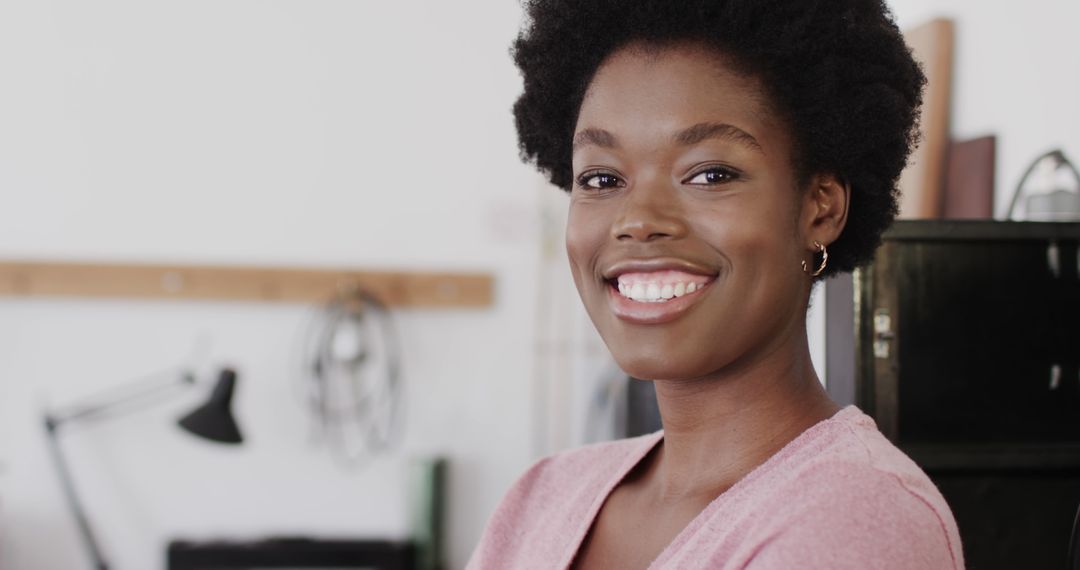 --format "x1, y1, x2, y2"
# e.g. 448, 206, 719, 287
609, 270, 714, 303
